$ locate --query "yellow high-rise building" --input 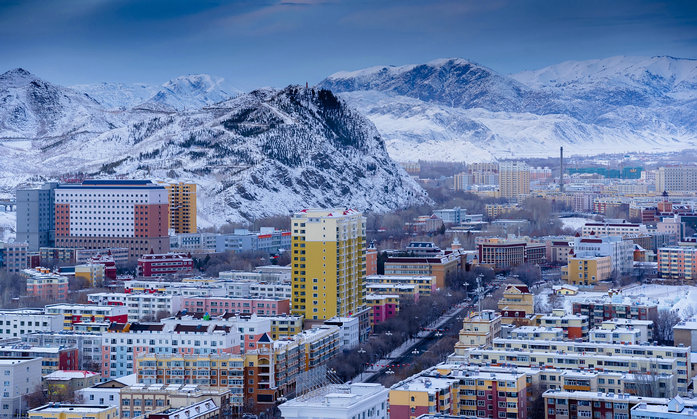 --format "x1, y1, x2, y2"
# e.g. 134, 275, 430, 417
498, 161, 530, 201
161, 182, 197, 234
291, 209, 366, 321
